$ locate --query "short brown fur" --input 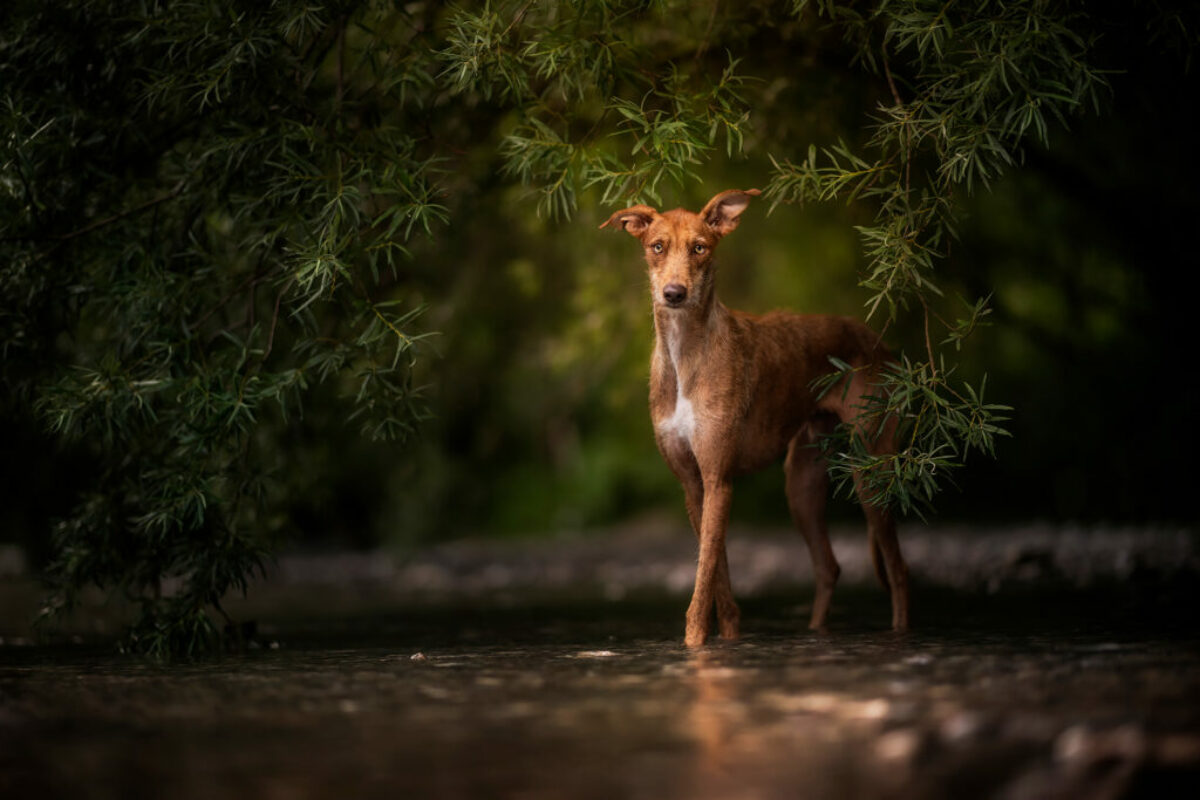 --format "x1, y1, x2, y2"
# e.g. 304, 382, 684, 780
601, 189, 909, 647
